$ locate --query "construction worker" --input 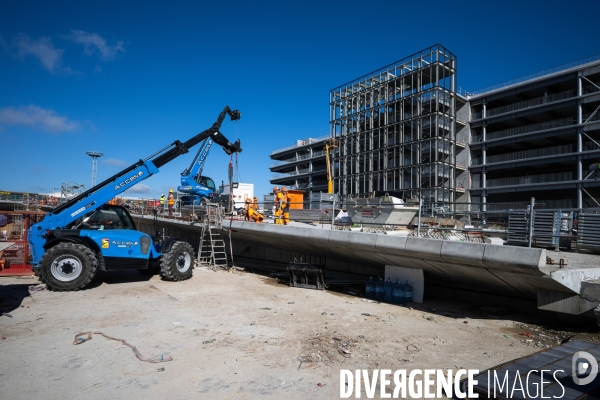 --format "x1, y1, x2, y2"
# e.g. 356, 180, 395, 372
281, 187, 292, 225
159, 193, 165, 209
273, 186, 284, 224
245, 198, 264, 223
167, 189, 175, 216
252, 196, 259, 211
243, 197, 251, 221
